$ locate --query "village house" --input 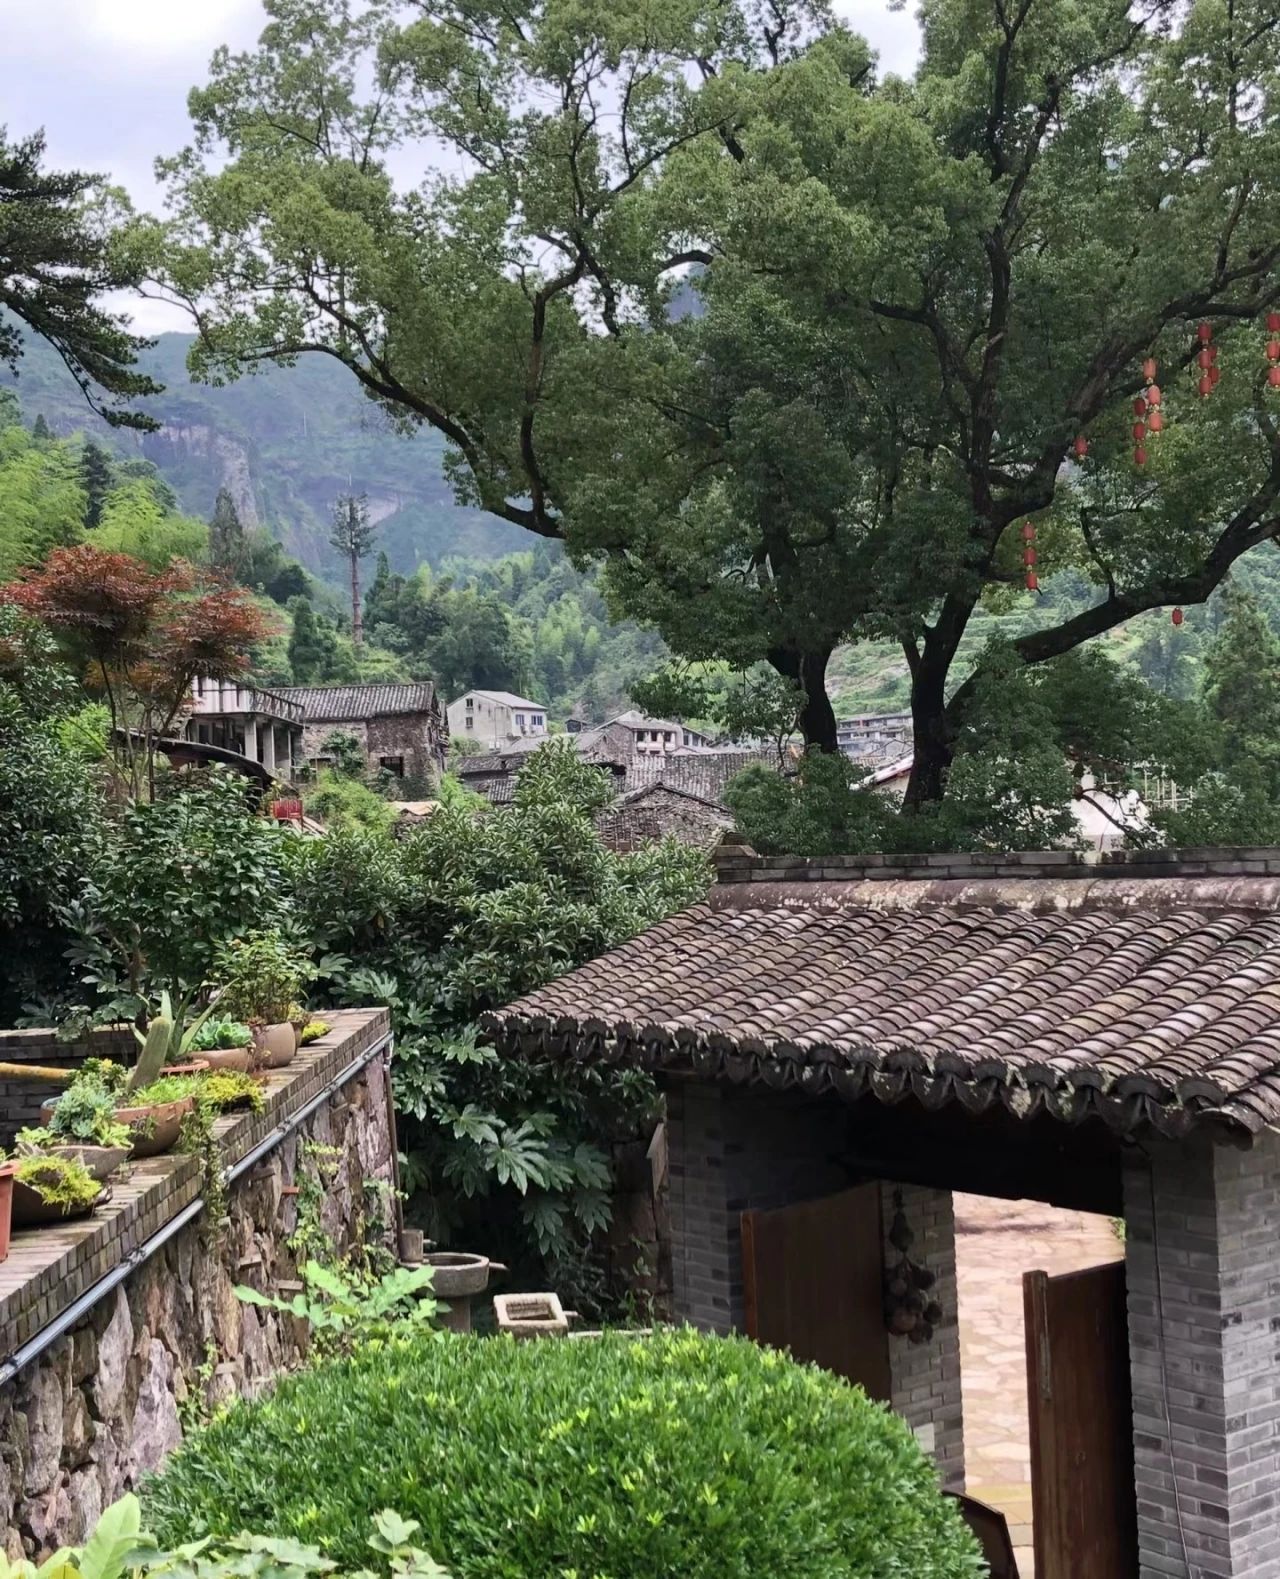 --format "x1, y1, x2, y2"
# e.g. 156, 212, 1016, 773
567, 708, 714, 753
185, 678, 306, 782
485, 841, 1280, 1579
279, 683, 446, 785
446, 689, 548, 749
